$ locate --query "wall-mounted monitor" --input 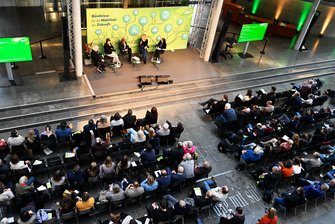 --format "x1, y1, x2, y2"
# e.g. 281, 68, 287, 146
0, 37, 32, 63
238, 23, 268, 43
